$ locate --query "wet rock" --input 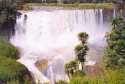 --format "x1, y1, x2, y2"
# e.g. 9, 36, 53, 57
35, 59, 48, 72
